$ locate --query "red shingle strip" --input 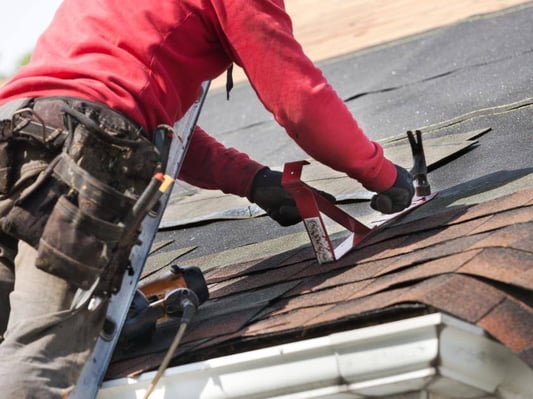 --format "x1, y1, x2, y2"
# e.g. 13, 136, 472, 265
512, 230, 533, 254
303, 285, 413, 326
287, 248, 480, 297
361, 207, 468, 247
204, 250, 307, 285
280, 247, 526, 322
304, 275, 506, 327
458, 247, 533, 290
374, 242, 484, 277
397, 218, 491, 253
205, 258, 264, 283
468, 222, 533, 253
279, 282, 368, 315
183, 306, 264, 344
278, 245, 318, 266
408, 274, 507, 322
339, 218, 489, 269
285, 237, 441, 290
478, 297, 533, 354
453, 187, 533, 223
287, 258, 393, 295
244, 305, 333, 336
352, 251, 481, 300
208, 261, 311, 299
468, 206, 533, 236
